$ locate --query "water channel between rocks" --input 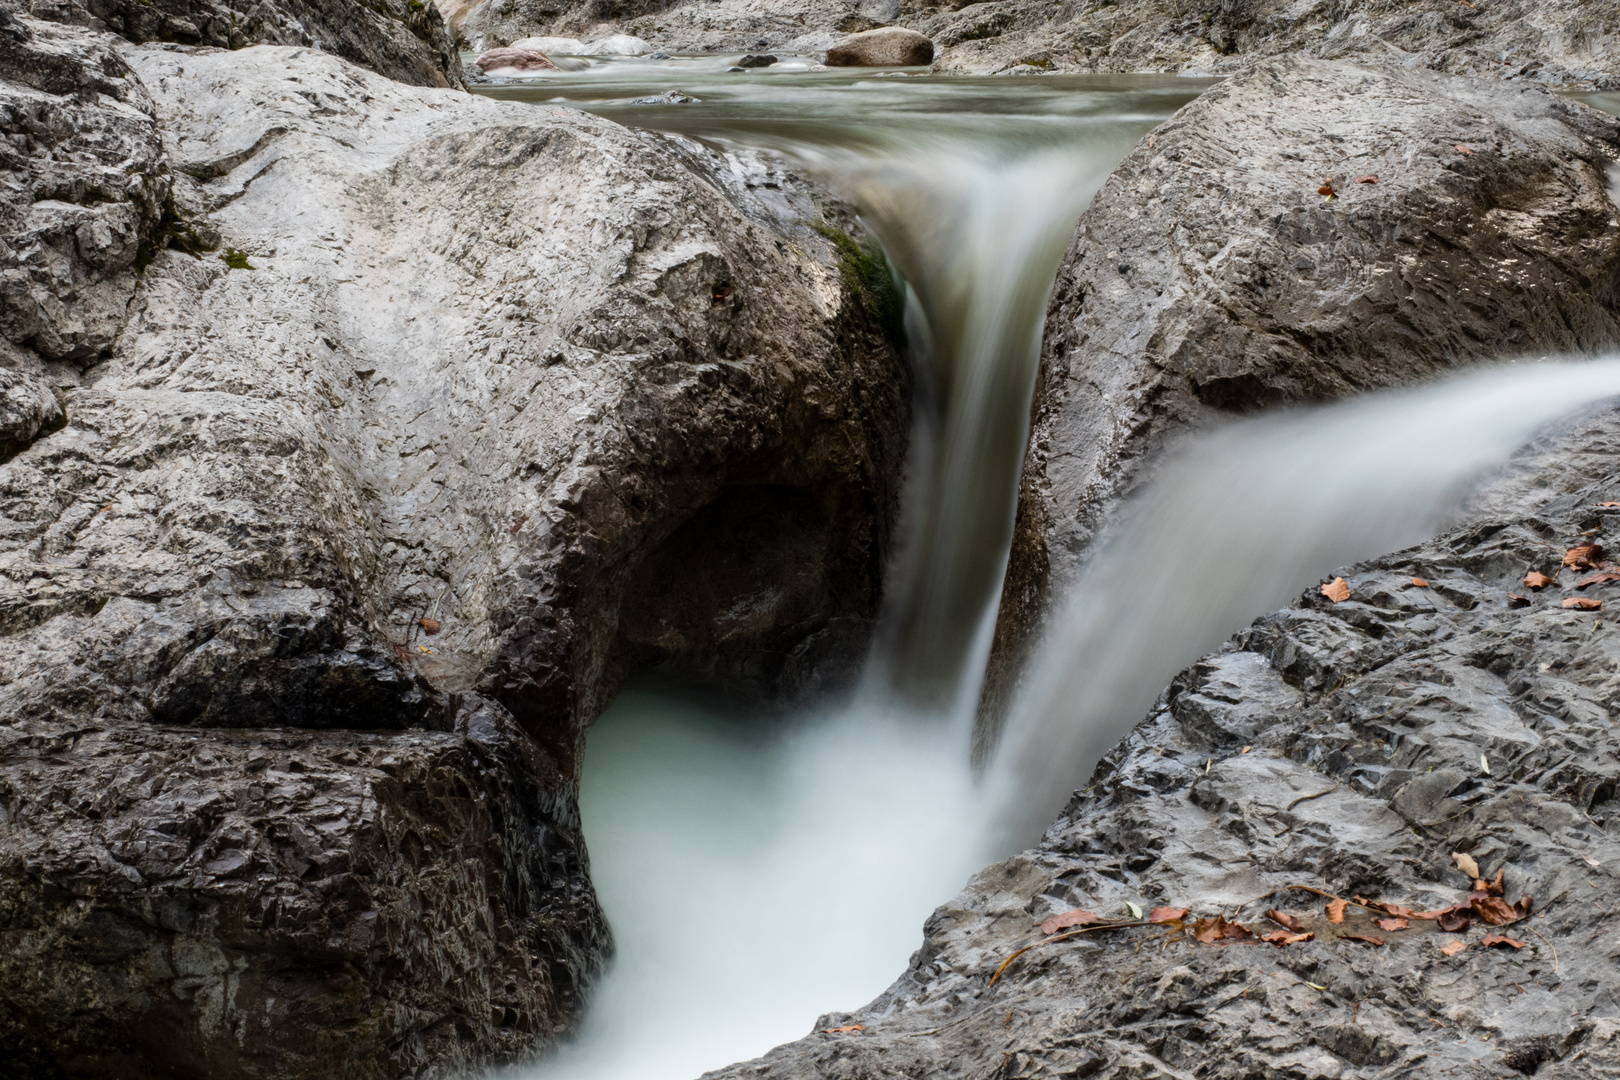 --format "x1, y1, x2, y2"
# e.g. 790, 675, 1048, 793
470, 66, 1620, 1079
